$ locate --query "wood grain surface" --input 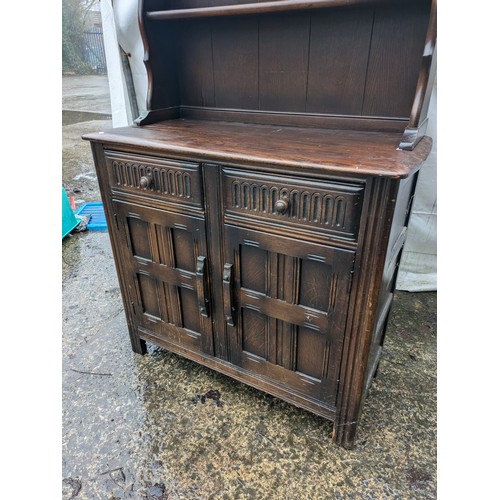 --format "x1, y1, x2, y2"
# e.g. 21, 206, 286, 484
83, 119, 432, 179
